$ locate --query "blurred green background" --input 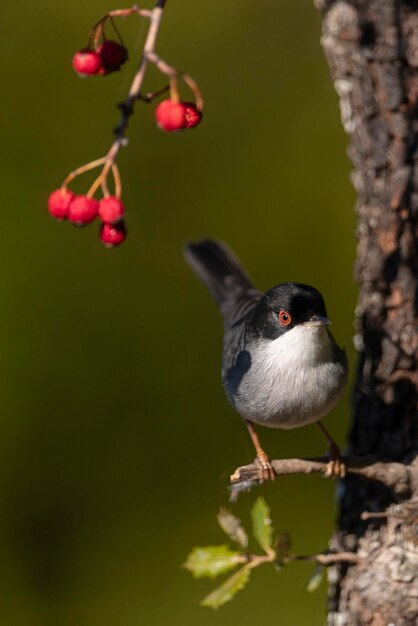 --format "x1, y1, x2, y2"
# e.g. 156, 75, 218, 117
0, 1, 356, 624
